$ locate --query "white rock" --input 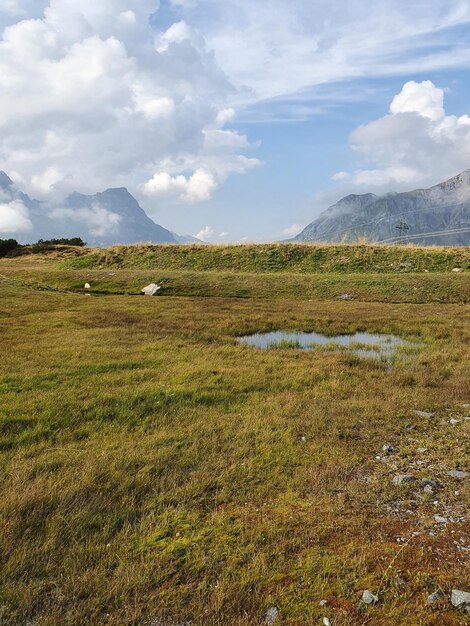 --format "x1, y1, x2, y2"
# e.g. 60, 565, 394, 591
451, 589, 470, 608
322, 618, 331, 626
362, 590, 378, 605
416, 448, 428, 453
413, 410, 434, 418
84, 283, 91, 289
434, 515, 448, 524
265, 606, 279, 625
450, 419, 460, 426
452, 268, 462, 272
142, 283, 162, 296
